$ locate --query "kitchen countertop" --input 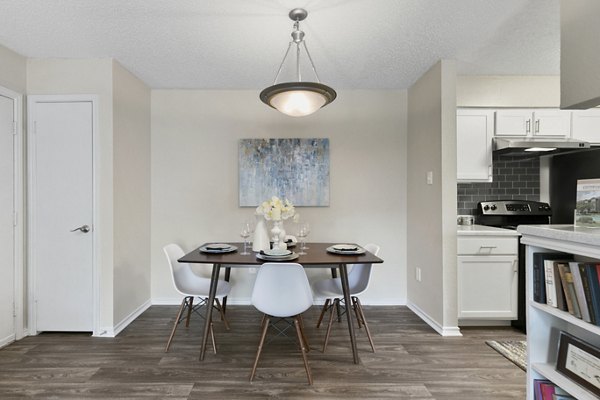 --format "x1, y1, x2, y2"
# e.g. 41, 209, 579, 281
457, 224, 520, 236
517, 224, 600, 247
